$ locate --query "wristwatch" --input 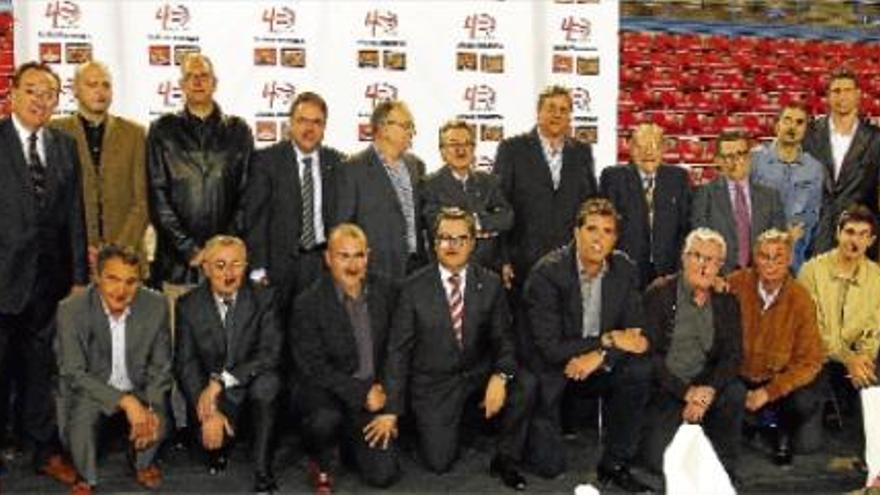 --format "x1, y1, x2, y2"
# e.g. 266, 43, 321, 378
497, 371, 515, 383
